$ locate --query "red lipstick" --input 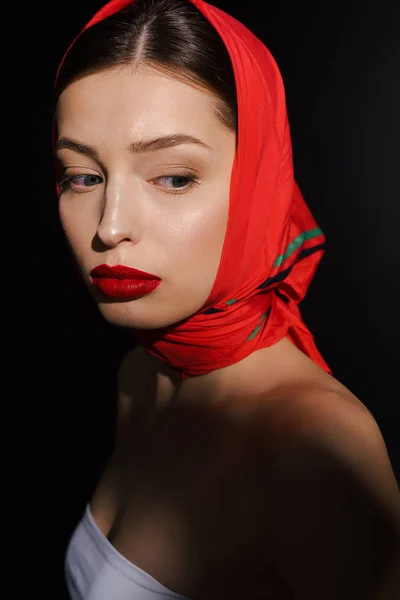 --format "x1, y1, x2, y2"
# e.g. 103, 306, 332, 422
90, 264, 161, 299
